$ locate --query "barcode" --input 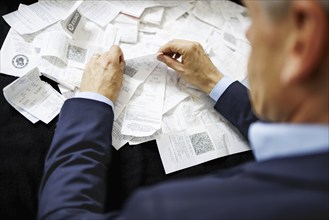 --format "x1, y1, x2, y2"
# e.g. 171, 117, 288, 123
67, 45, 86, 64
124, 66, 138, 78
189, 132, 214, 155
